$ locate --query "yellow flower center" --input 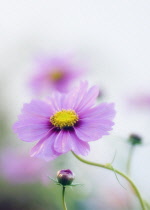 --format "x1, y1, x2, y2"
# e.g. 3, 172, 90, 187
50, 109, 79, 129
50, 70, 64, 81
